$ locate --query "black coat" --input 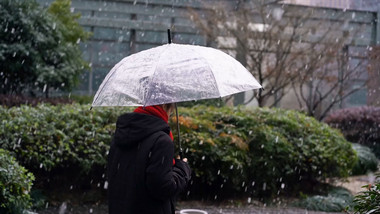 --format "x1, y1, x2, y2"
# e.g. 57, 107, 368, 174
107, 112, 191, 214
